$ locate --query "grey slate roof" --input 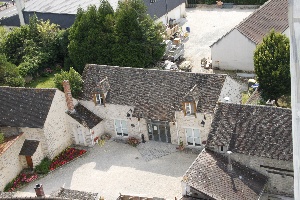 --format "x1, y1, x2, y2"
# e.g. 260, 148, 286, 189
81, 65, 226, 121
19, 139, 40, 156
211, 0, 288, 46
206, 103, 292, 161
183, 149, 268, 200
0, 87, 56, 128
67, 103, 103, 129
